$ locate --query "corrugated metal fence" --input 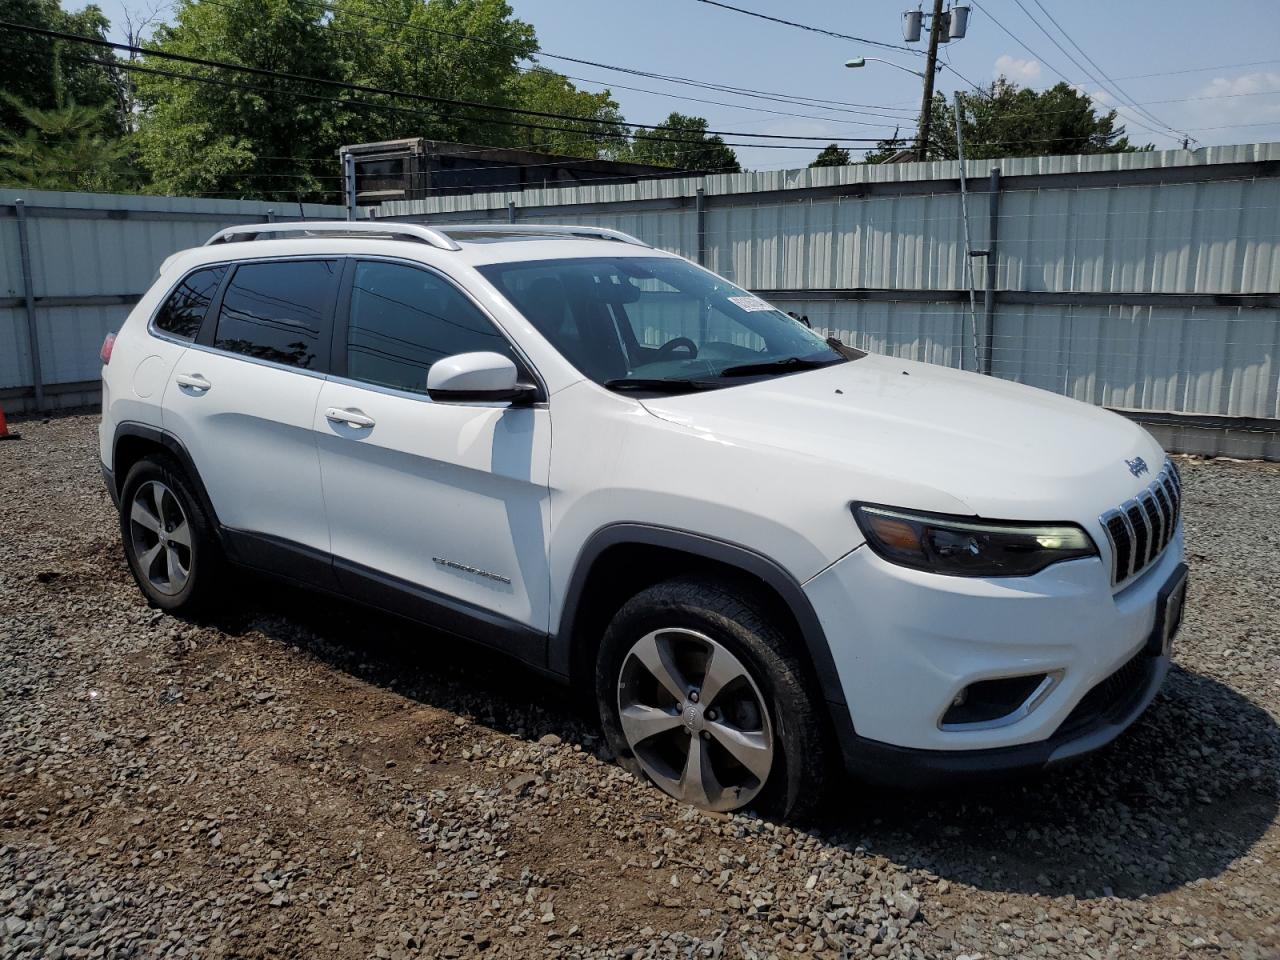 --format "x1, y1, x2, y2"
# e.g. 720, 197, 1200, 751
380, 142, 1280, 459
0, 190, 345, 411
2, 145, 1278, 458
